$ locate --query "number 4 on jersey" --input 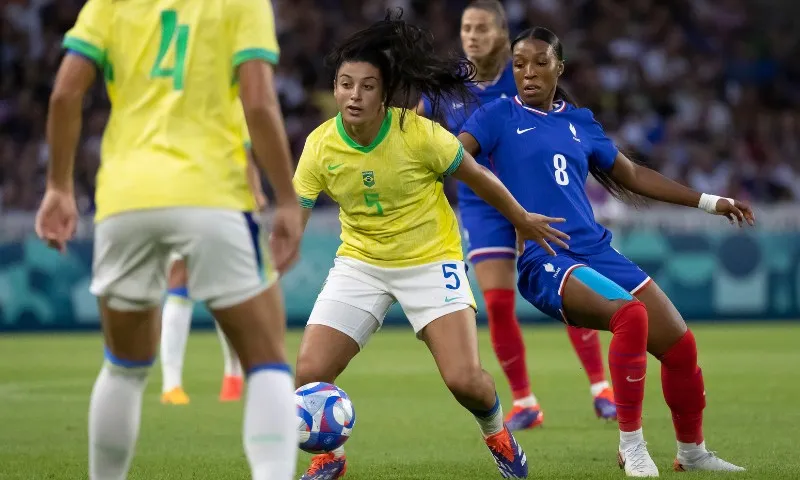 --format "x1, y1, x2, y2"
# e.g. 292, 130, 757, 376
151, 10, 189, 90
